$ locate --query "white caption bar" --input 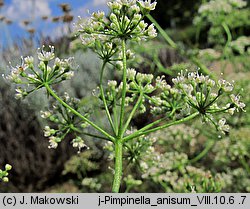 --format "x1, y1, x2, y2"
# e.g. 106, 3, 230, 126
0, 193, 249, 209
